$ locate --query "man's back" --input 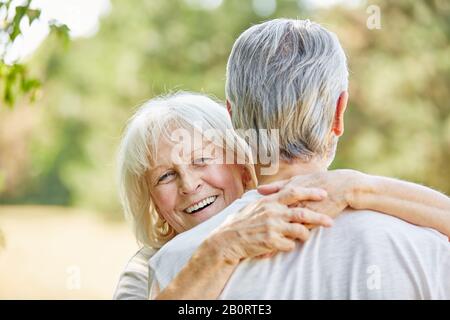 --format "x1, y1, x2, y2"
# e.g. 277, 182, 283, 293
220, 210, 450, 299
149, 190, 450, 299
